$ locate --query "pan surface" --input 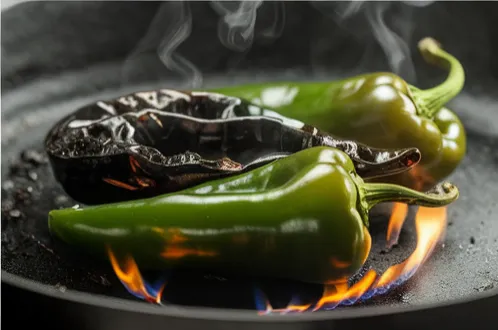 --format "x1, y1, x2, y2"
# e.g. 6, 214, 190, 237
2, 65, 498, 313
2, 1, 498, 328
